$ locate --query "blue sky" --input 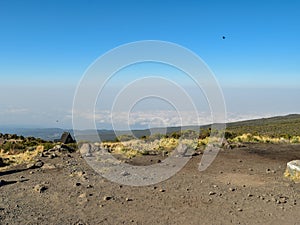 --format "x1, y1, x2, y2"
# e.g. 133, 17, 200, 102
0, 0, 299, 128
